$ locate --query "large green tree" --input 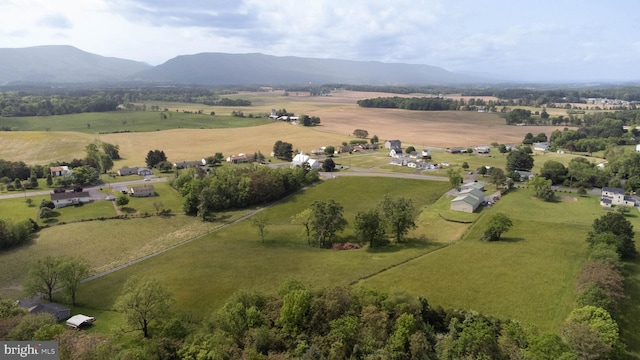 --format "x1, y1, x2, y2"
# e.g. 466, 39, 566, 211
58, 257, 91, 306
380, 195, 417, 243
482, 213, 513, 241
26, 256, 63, 302
506, 150, 534, 172
309, 199, 347, 247
447, 168, 463, 189
527, 176, 555, 201
273, 141, 293, 161
145, 150, 168, 168
71, 165, 99, 186
354, 209, 387, 247
587, 212, 636, 259
115, 277, 174, 338
539, 160, 568, 185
